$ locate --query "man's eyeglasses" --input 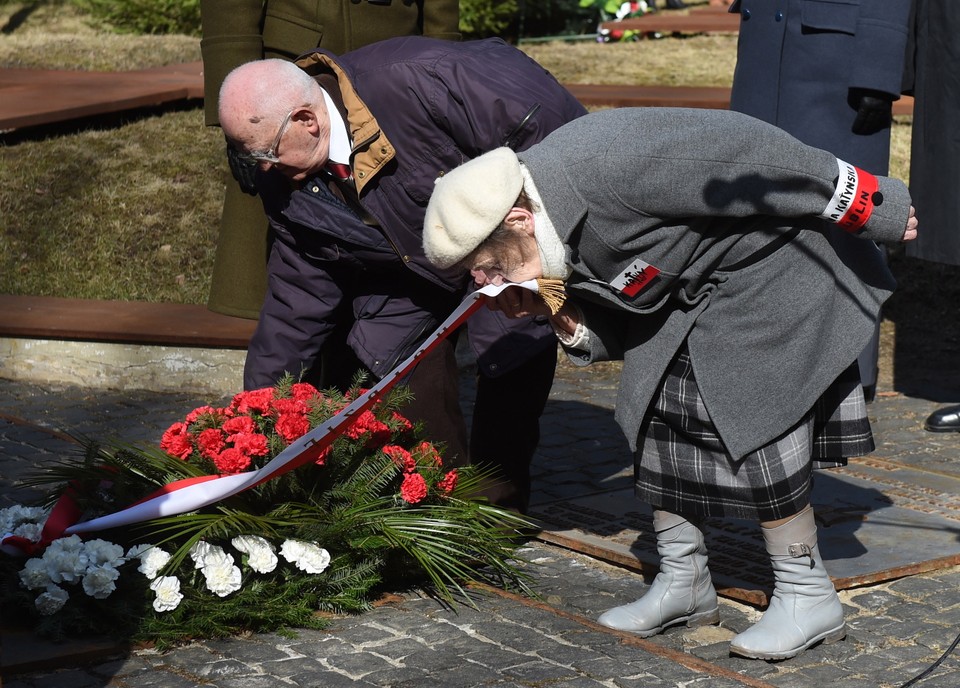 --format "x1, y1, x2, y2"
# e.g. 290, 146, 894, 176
237, 109, 296, 165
